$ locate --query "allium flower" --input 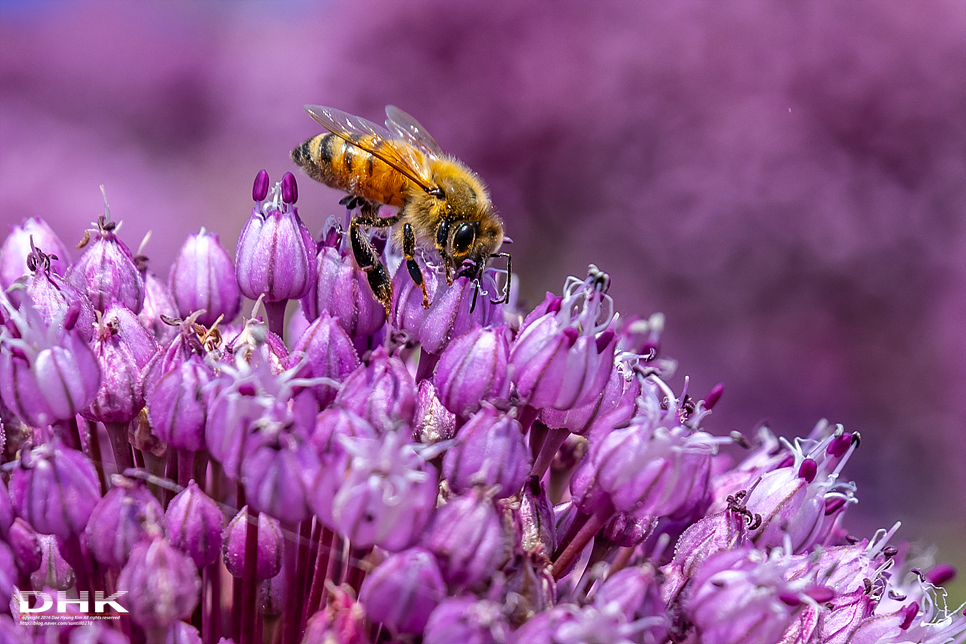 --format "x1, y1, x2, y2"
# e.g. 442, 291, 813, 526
316, 431, 437, 551
8, 439, 101, 539
118, 535, 202, 629
165, 480, 225, 568
0, 217, 71, 289
433, 325, 511, 417
0, 294, 101, 428
235, 170, 315, 302
358, 547, 446, 635
301, 232, 386, 343
169, 228, 242, 326
222, 506, 283, 580
68, 211, 145, 313
423, 597, 512, 644
442, 403, 530, 498
85, 476, 164, 567
509, 265, 619, 411
17, 241, 96, 341
333, 345, 416, 433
